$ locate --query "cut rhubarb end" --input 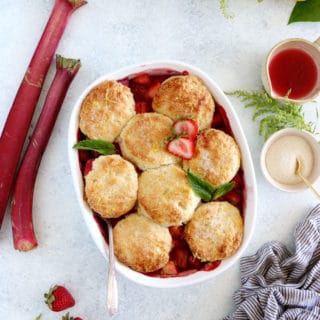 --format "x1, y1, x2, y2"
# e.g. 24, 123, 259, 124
56, 54, 81, 74
15, 239, 38, 252
66, 0, 88, 9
